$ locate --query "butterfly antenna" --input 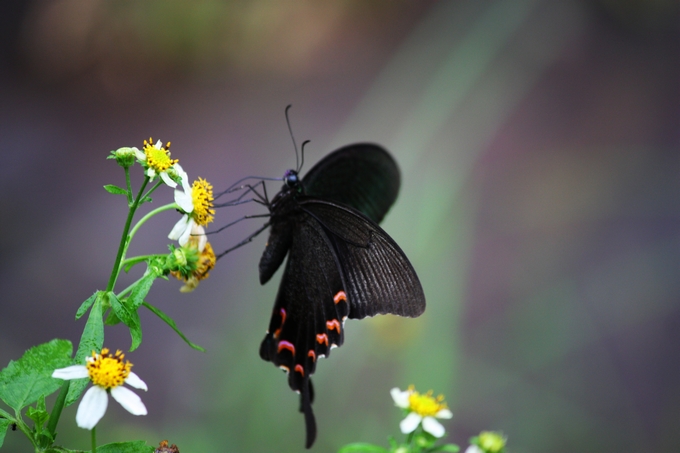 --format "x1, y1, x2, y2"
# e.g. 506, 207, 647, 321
300, 139, 310, 172
285, 104, 300, 171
